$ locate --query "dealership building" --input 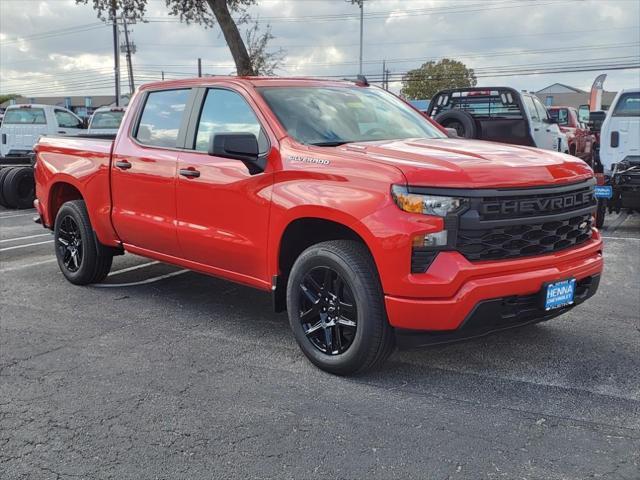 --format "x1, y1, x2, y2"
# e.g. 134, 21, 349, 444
535, 83, 618, 110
